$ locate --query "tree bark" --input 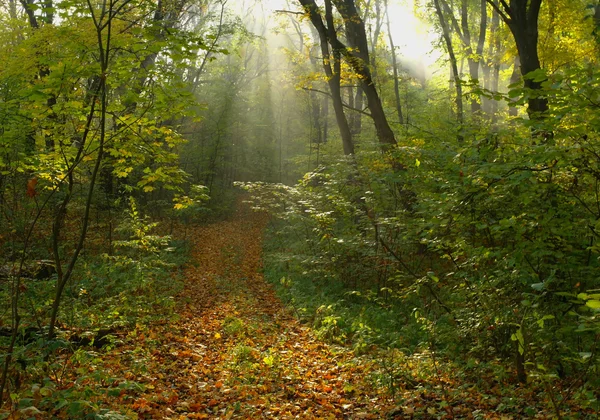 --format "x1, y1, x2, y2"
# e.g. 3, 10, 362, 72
385, 0, 404, 125
332, 0, 397, 147
299, 0, 355, 155
440, 0, 486, 115
487, 0, 548, 117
